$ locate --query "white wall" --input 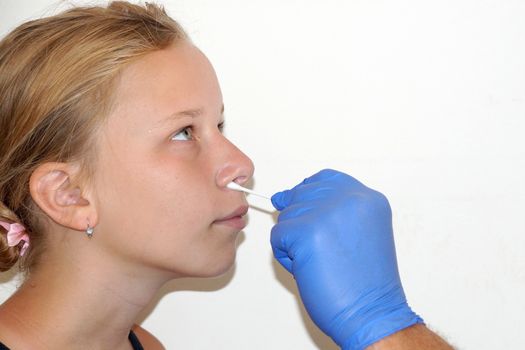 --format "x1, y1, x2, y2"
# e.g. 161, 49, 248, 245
1, 1, 524, 349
